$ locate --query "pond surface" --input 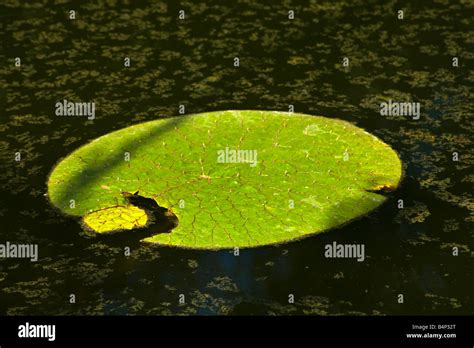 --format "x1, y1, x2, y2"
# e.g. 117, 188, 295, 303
0, 0, 472, 315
